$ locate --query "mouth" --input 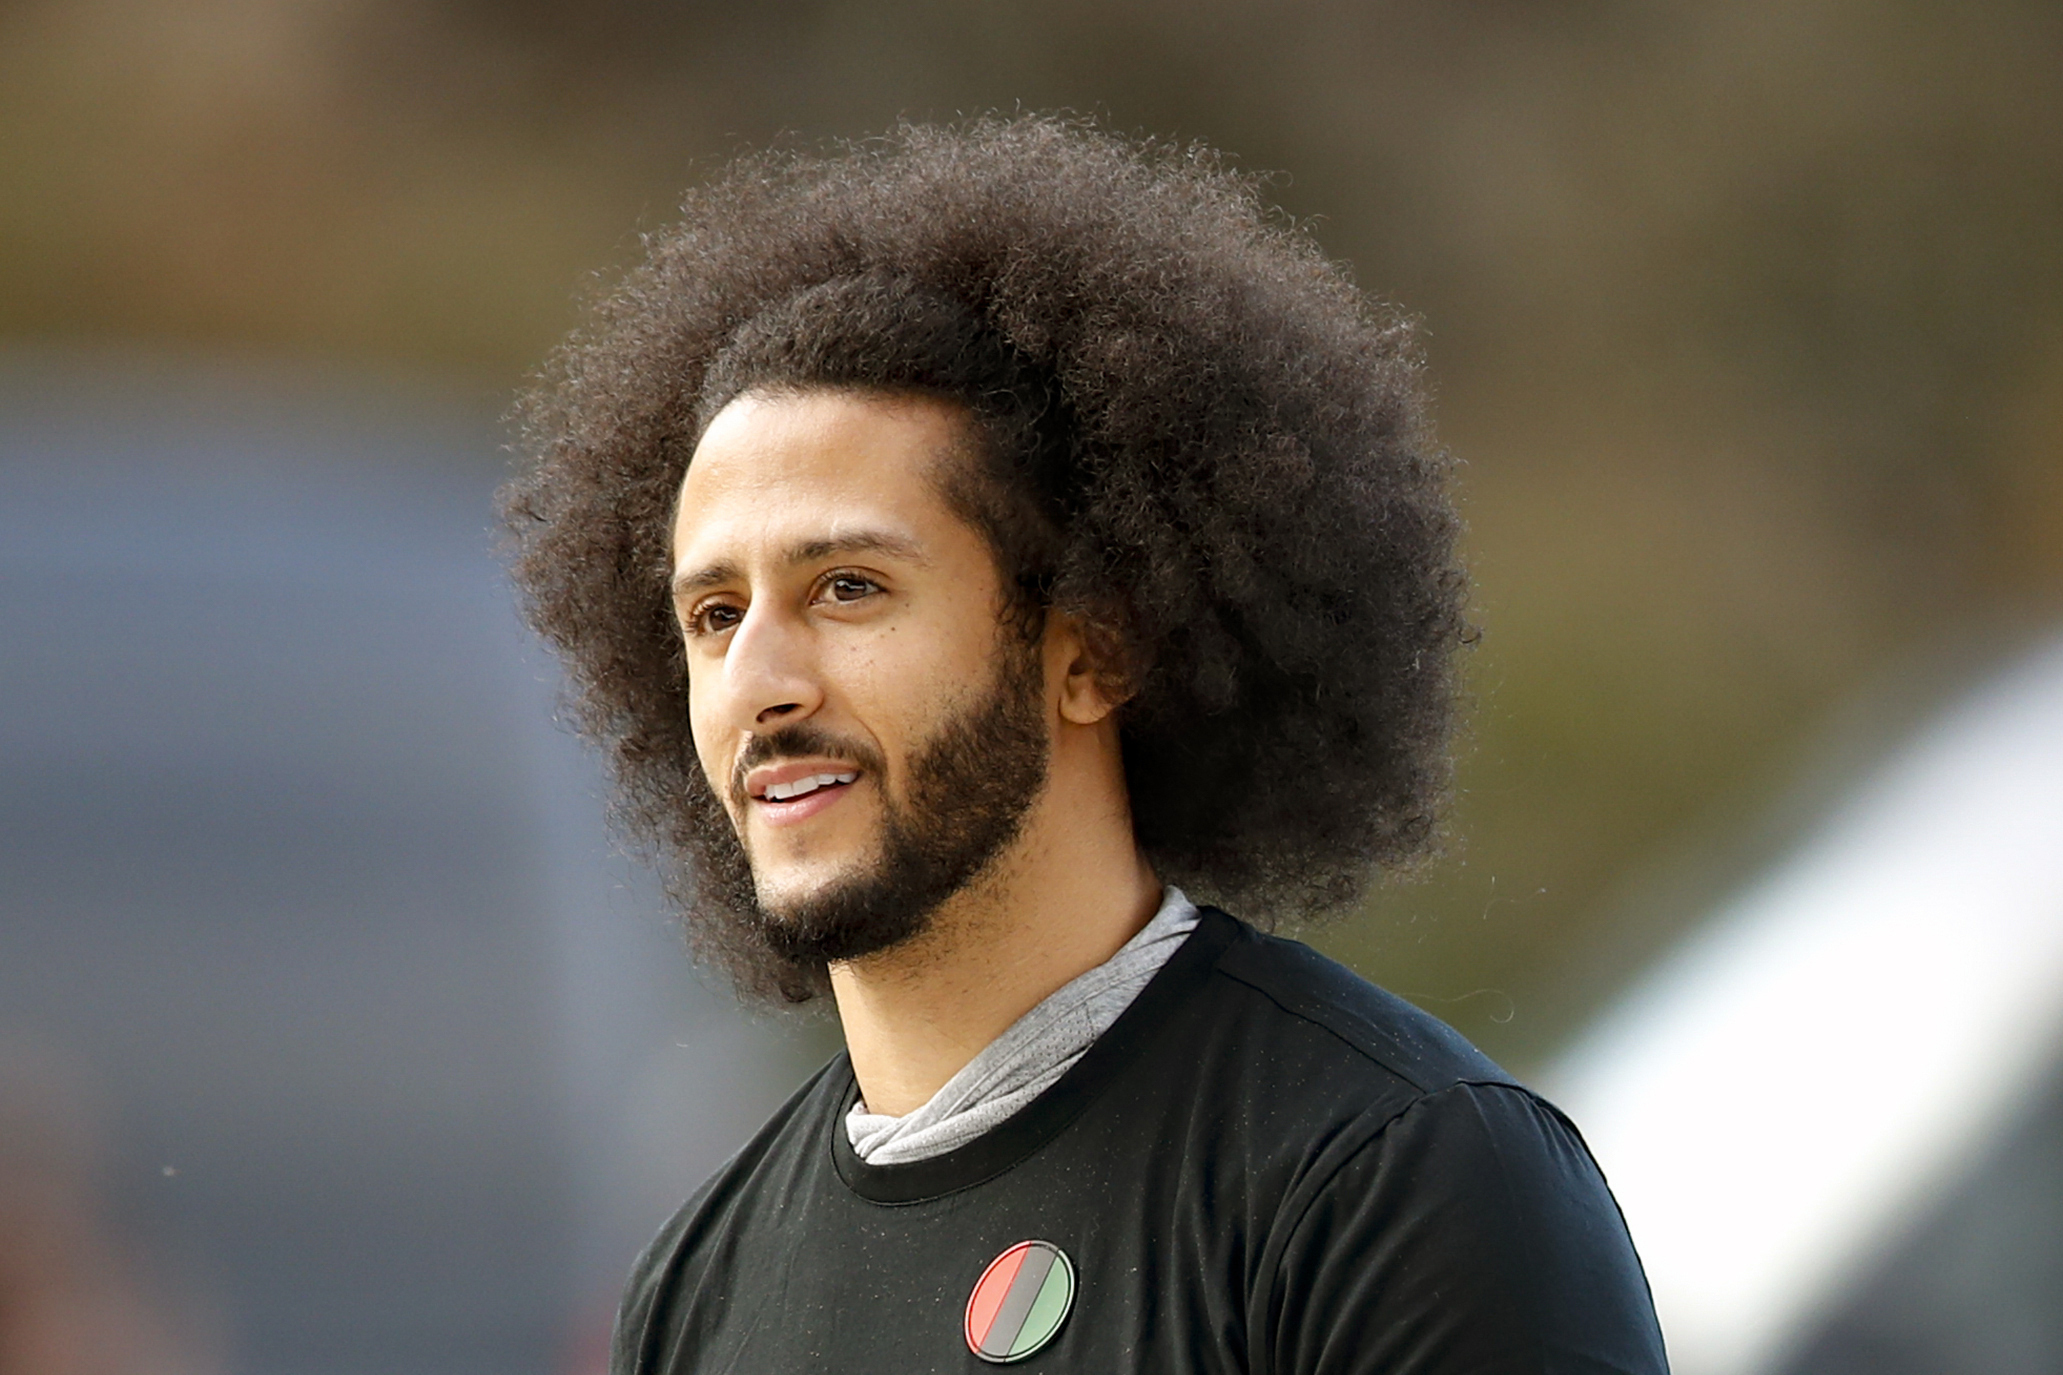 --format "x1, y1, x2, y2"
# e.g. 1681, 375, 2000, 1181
756, 770, 859, 802
744, 762, 864, 827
